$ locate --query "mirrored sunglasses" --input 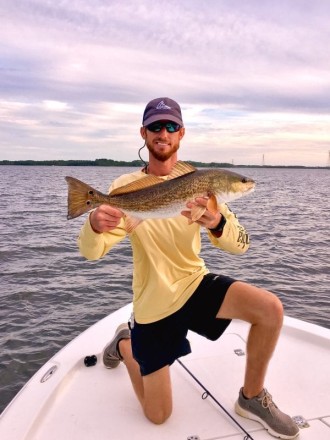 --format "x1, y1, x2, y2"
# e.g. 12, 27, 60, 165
146, 122, 181, 133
